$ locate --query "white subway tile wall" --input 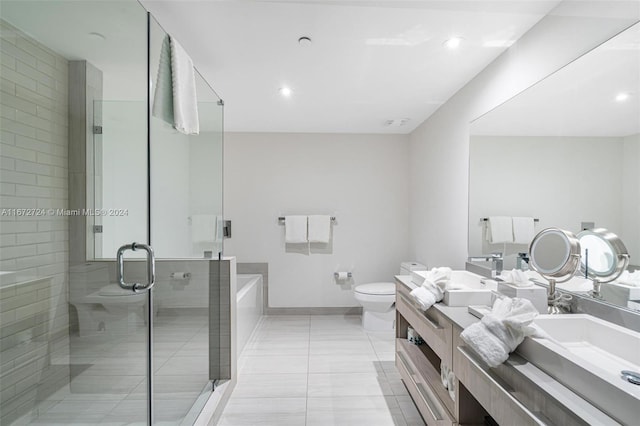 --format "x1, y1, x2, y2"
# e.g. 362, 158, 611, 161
0, 19, 70, 424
